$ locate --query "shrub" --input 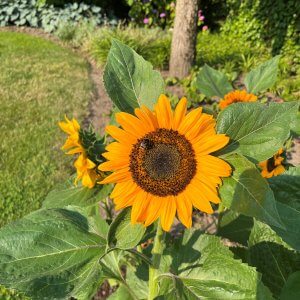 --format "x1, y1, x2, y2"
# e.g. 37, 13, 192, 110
0, 0, 117, 32
222, 0, 300, 55
88, 25, 171, 69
